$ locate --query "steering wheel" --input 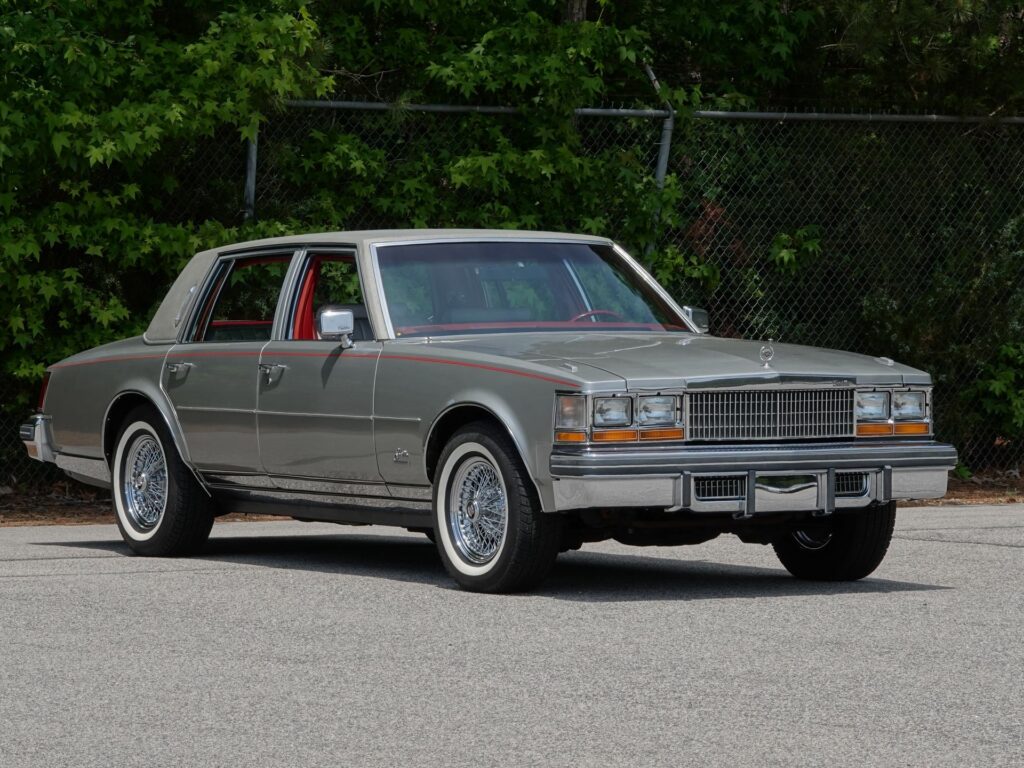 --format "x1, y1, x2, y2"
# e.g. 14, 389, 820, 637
569, 309, 626, 323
